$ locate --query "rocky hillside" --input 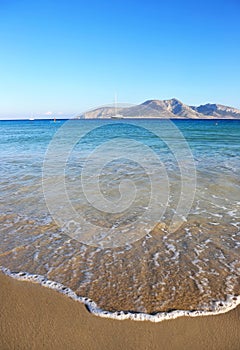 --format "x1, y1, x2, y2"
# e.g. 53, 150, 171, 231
78, 99, 240, 119
190, 103, 240, 118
